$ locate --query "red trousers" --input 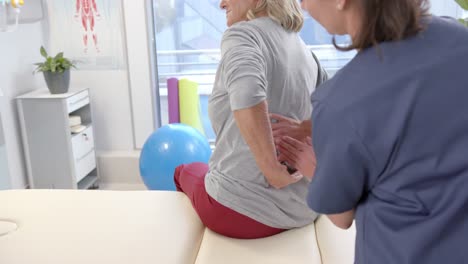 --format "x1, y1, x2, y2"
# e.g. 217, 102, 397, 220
174, 162, 285, 239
